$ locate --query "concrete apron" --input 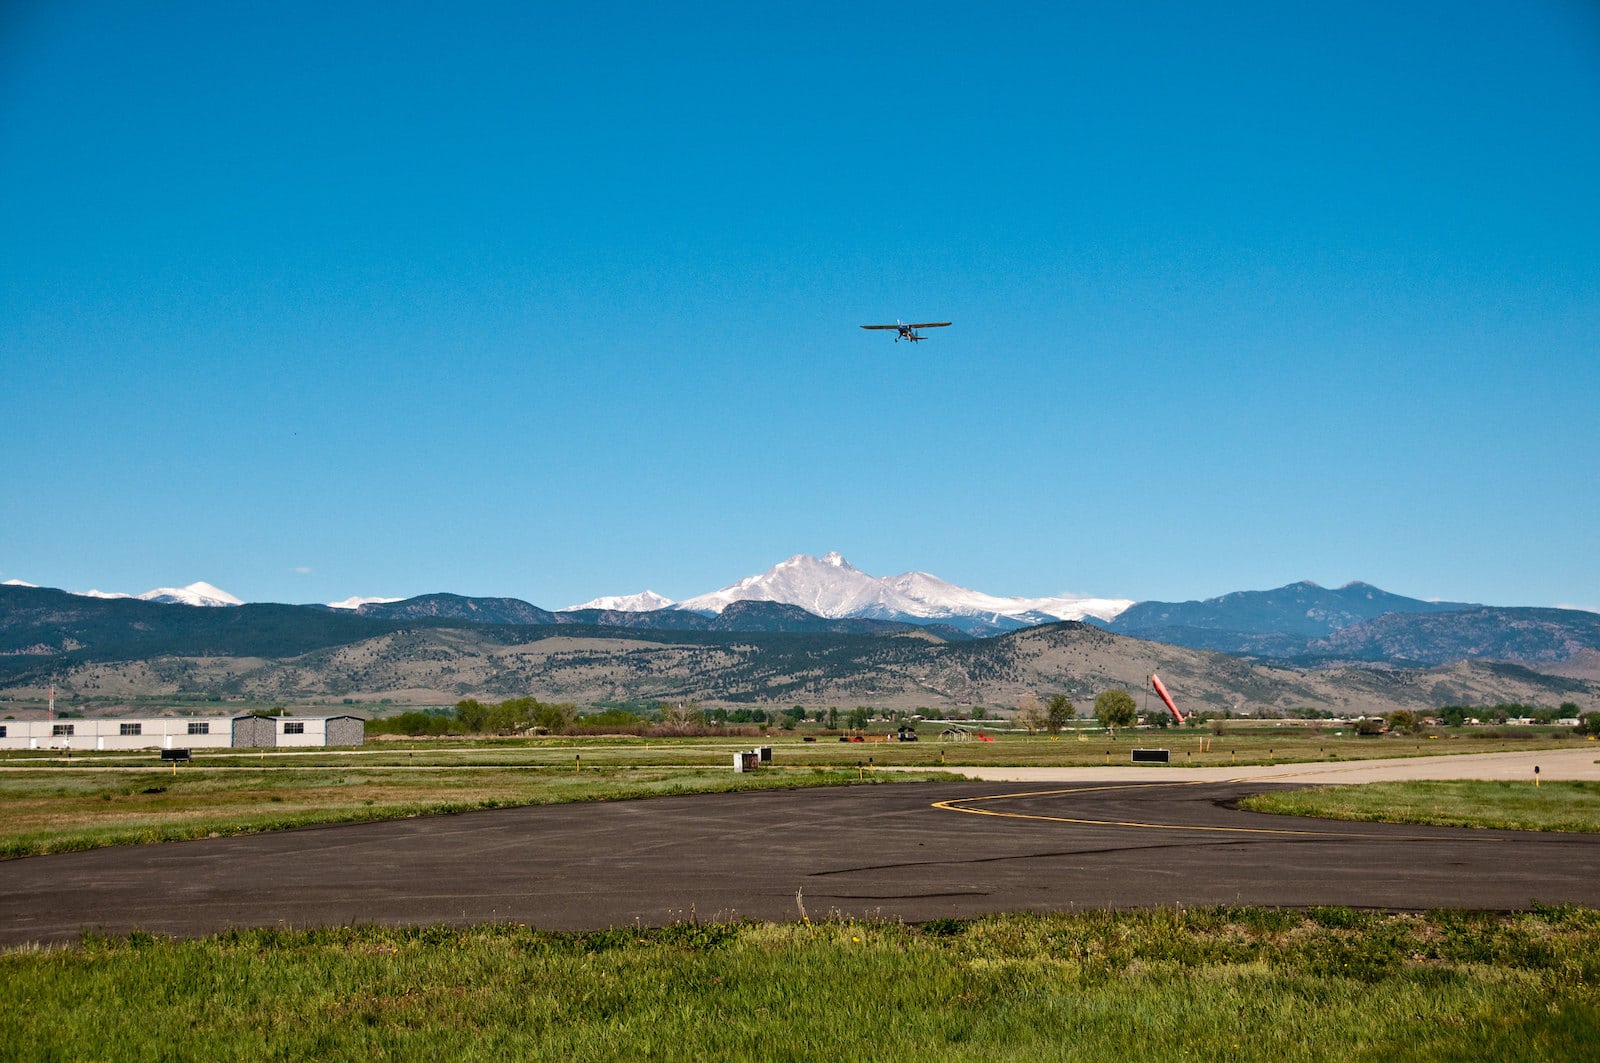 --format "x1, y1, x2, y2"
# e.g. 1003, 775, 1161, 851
888, 746, 1600, 784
